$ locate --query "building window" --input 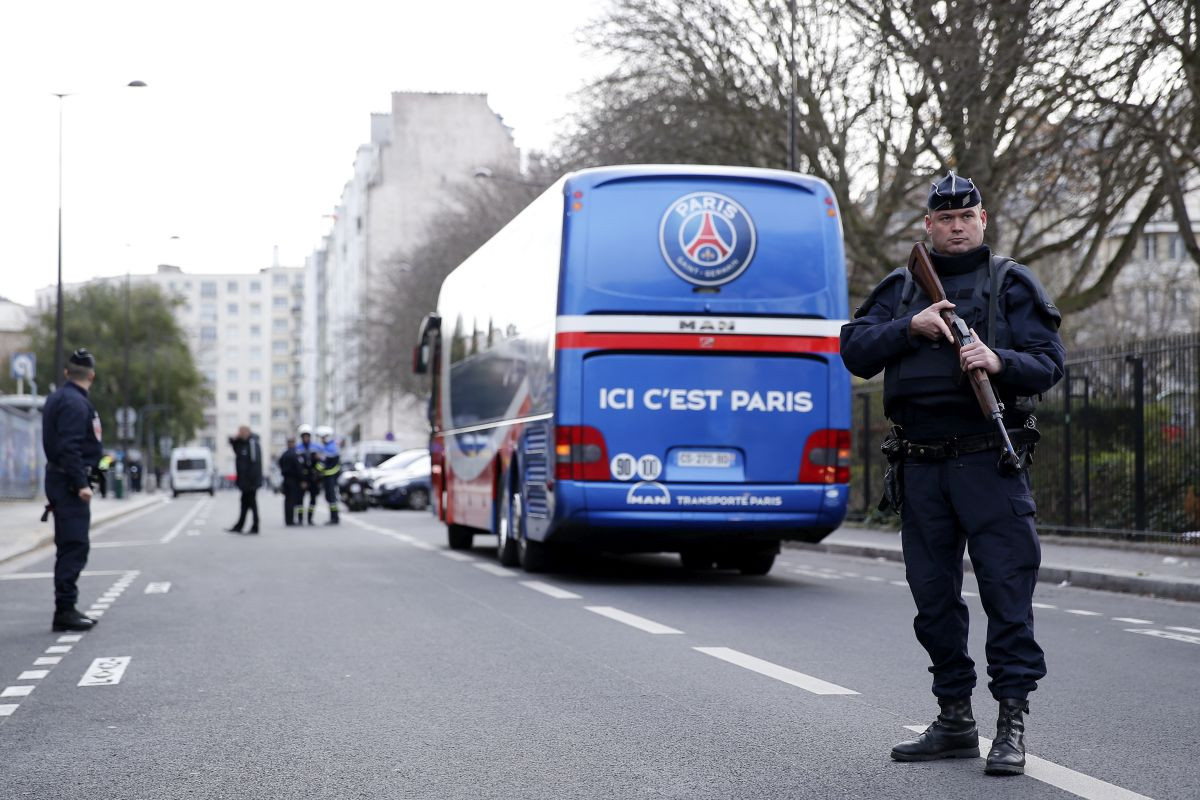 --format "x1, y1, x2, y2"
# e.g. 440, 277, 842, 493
272, 385, 289, 399
202, 370, 217, 385
250, 302, 262, 315
249, 345, 263, 359
225, 345, 239, 358
250, 280, 261, 293
200, 303, 217, 323
273, 318, 288, 331
273, 274, 288, 286
227, 280, 239, 293
273, 363, 288, 377
250, 324, 261, 337
1169, 234, 1184, 261
272, 296, 288, 308
227, 302, 238, 315
226, 368, 238, 382
201, 281, 217, 299
249, 368, 262, 382
250, 413, 262, 426
227, 391, 238, 402
200, 326, 217, 342
272, 407, 288, 420
250, 390, 262, 404
272, 340, 289, 354
1143, 234, 1157, 261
